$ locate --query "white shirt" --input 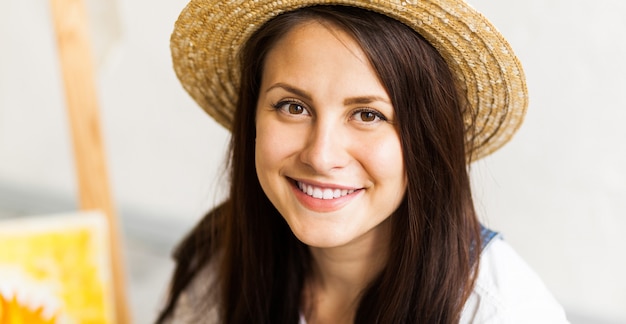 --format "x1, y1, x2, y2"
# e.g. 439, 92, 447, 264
459, 238, 569, 323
